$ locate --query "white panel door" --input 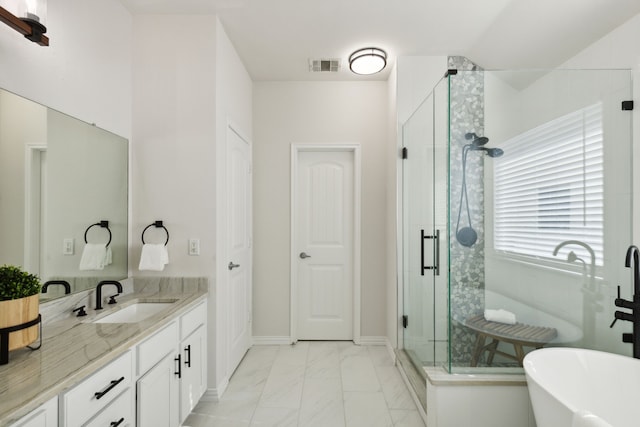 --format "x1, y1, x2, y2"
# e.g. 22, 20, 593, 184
226, 126, 252, 373
296, 150, 354, 340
